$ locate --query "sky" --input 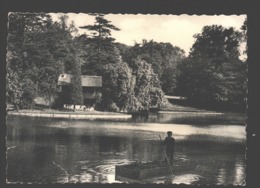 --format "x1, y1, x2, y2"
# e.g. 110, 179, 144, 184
50, 13, 246, 57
